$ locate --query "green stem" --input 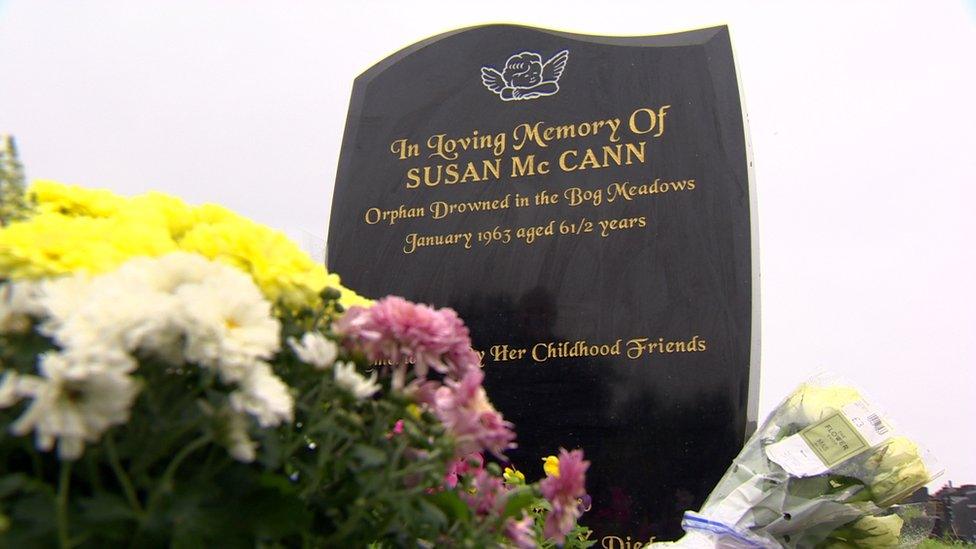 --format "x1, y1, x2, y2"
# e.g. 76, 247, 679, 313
144, 434, 211, 514
159, 435, 211, 490
85, 453, 103, 493
56, 461, 73, 549
105, 435, 144, 515
29, 445, 43, 478
133, 434, 211, 546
